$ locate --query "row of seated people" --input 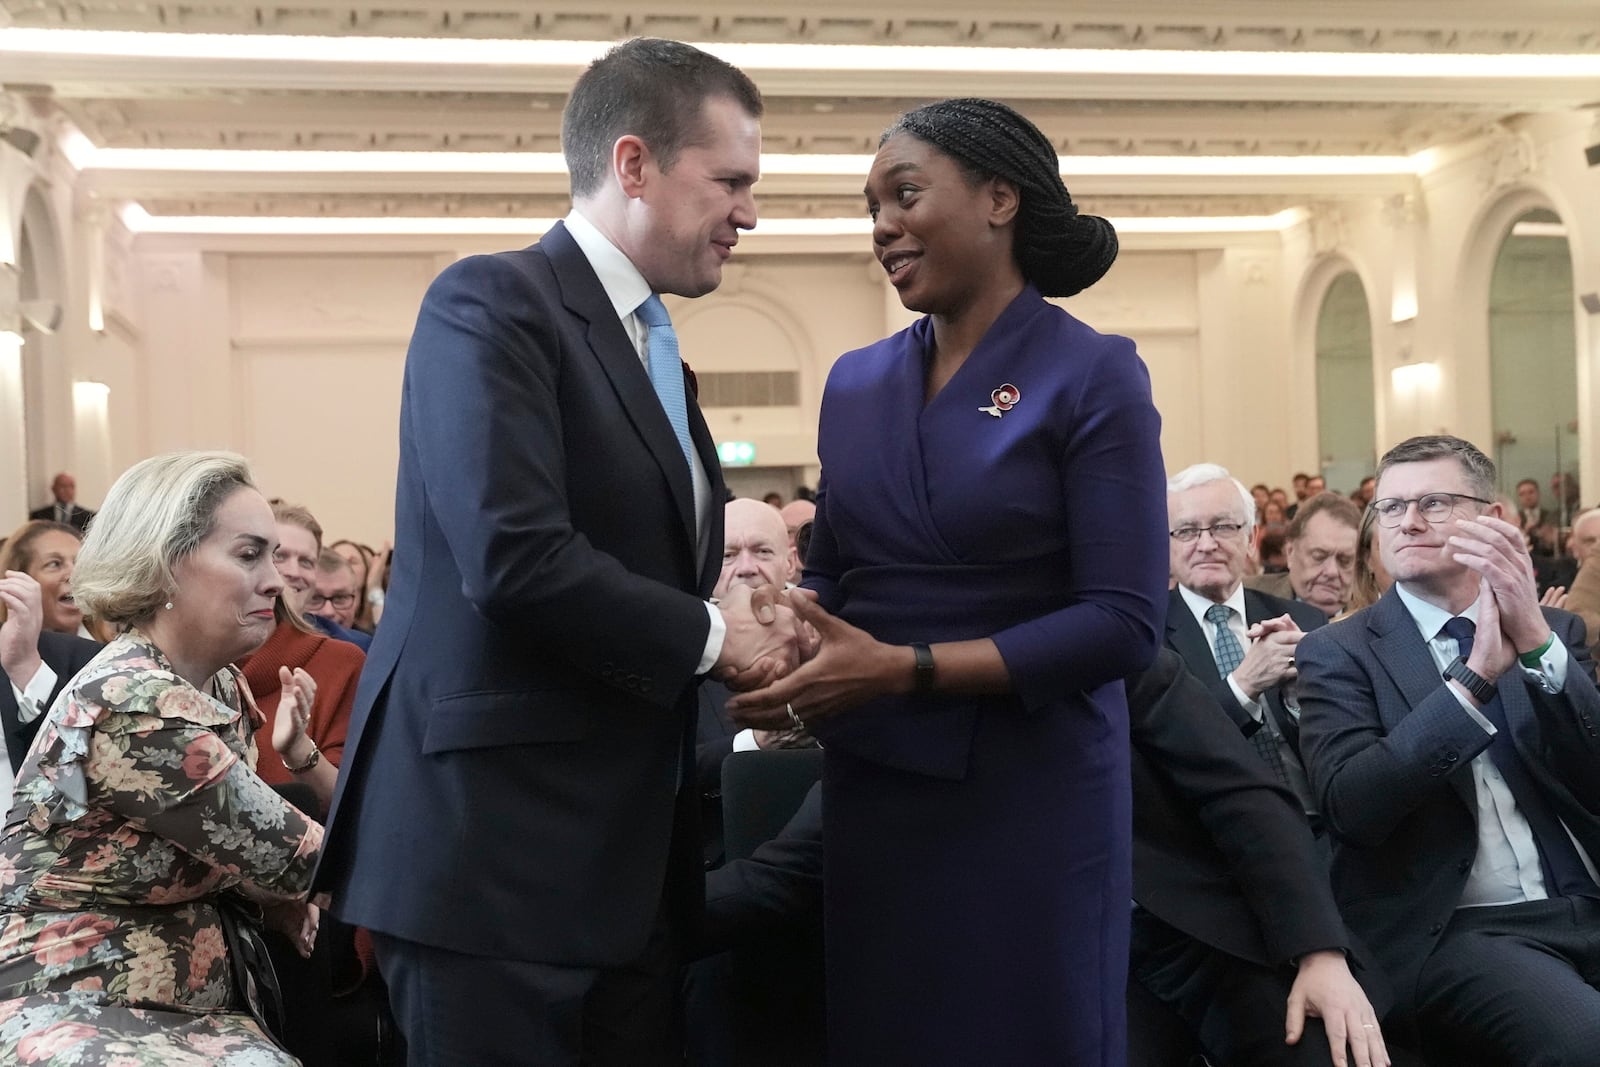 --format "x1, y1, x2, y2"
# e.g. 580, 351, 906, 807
3, 442, 1598, 1065
695, 444, 1600, 1067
